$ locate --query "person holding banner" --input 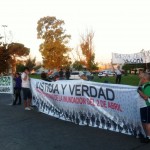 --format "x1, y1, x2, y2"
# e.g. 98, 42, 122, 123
137, 72, 150, 143
21, 67, 32, 110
